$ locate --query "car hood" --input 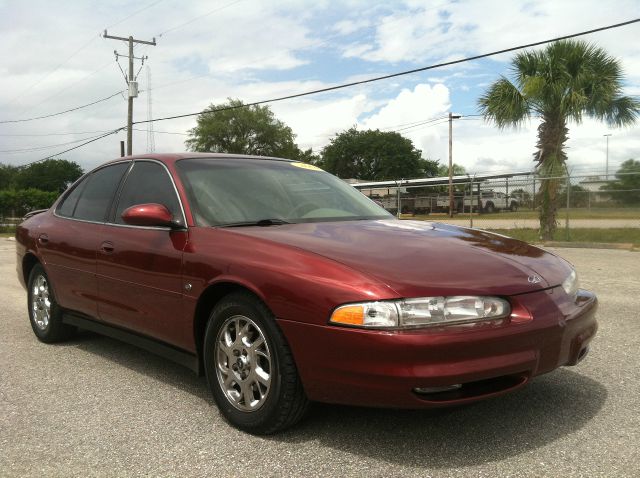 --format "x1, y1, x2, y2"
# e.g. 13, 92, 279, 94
229, 219, 572, 297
